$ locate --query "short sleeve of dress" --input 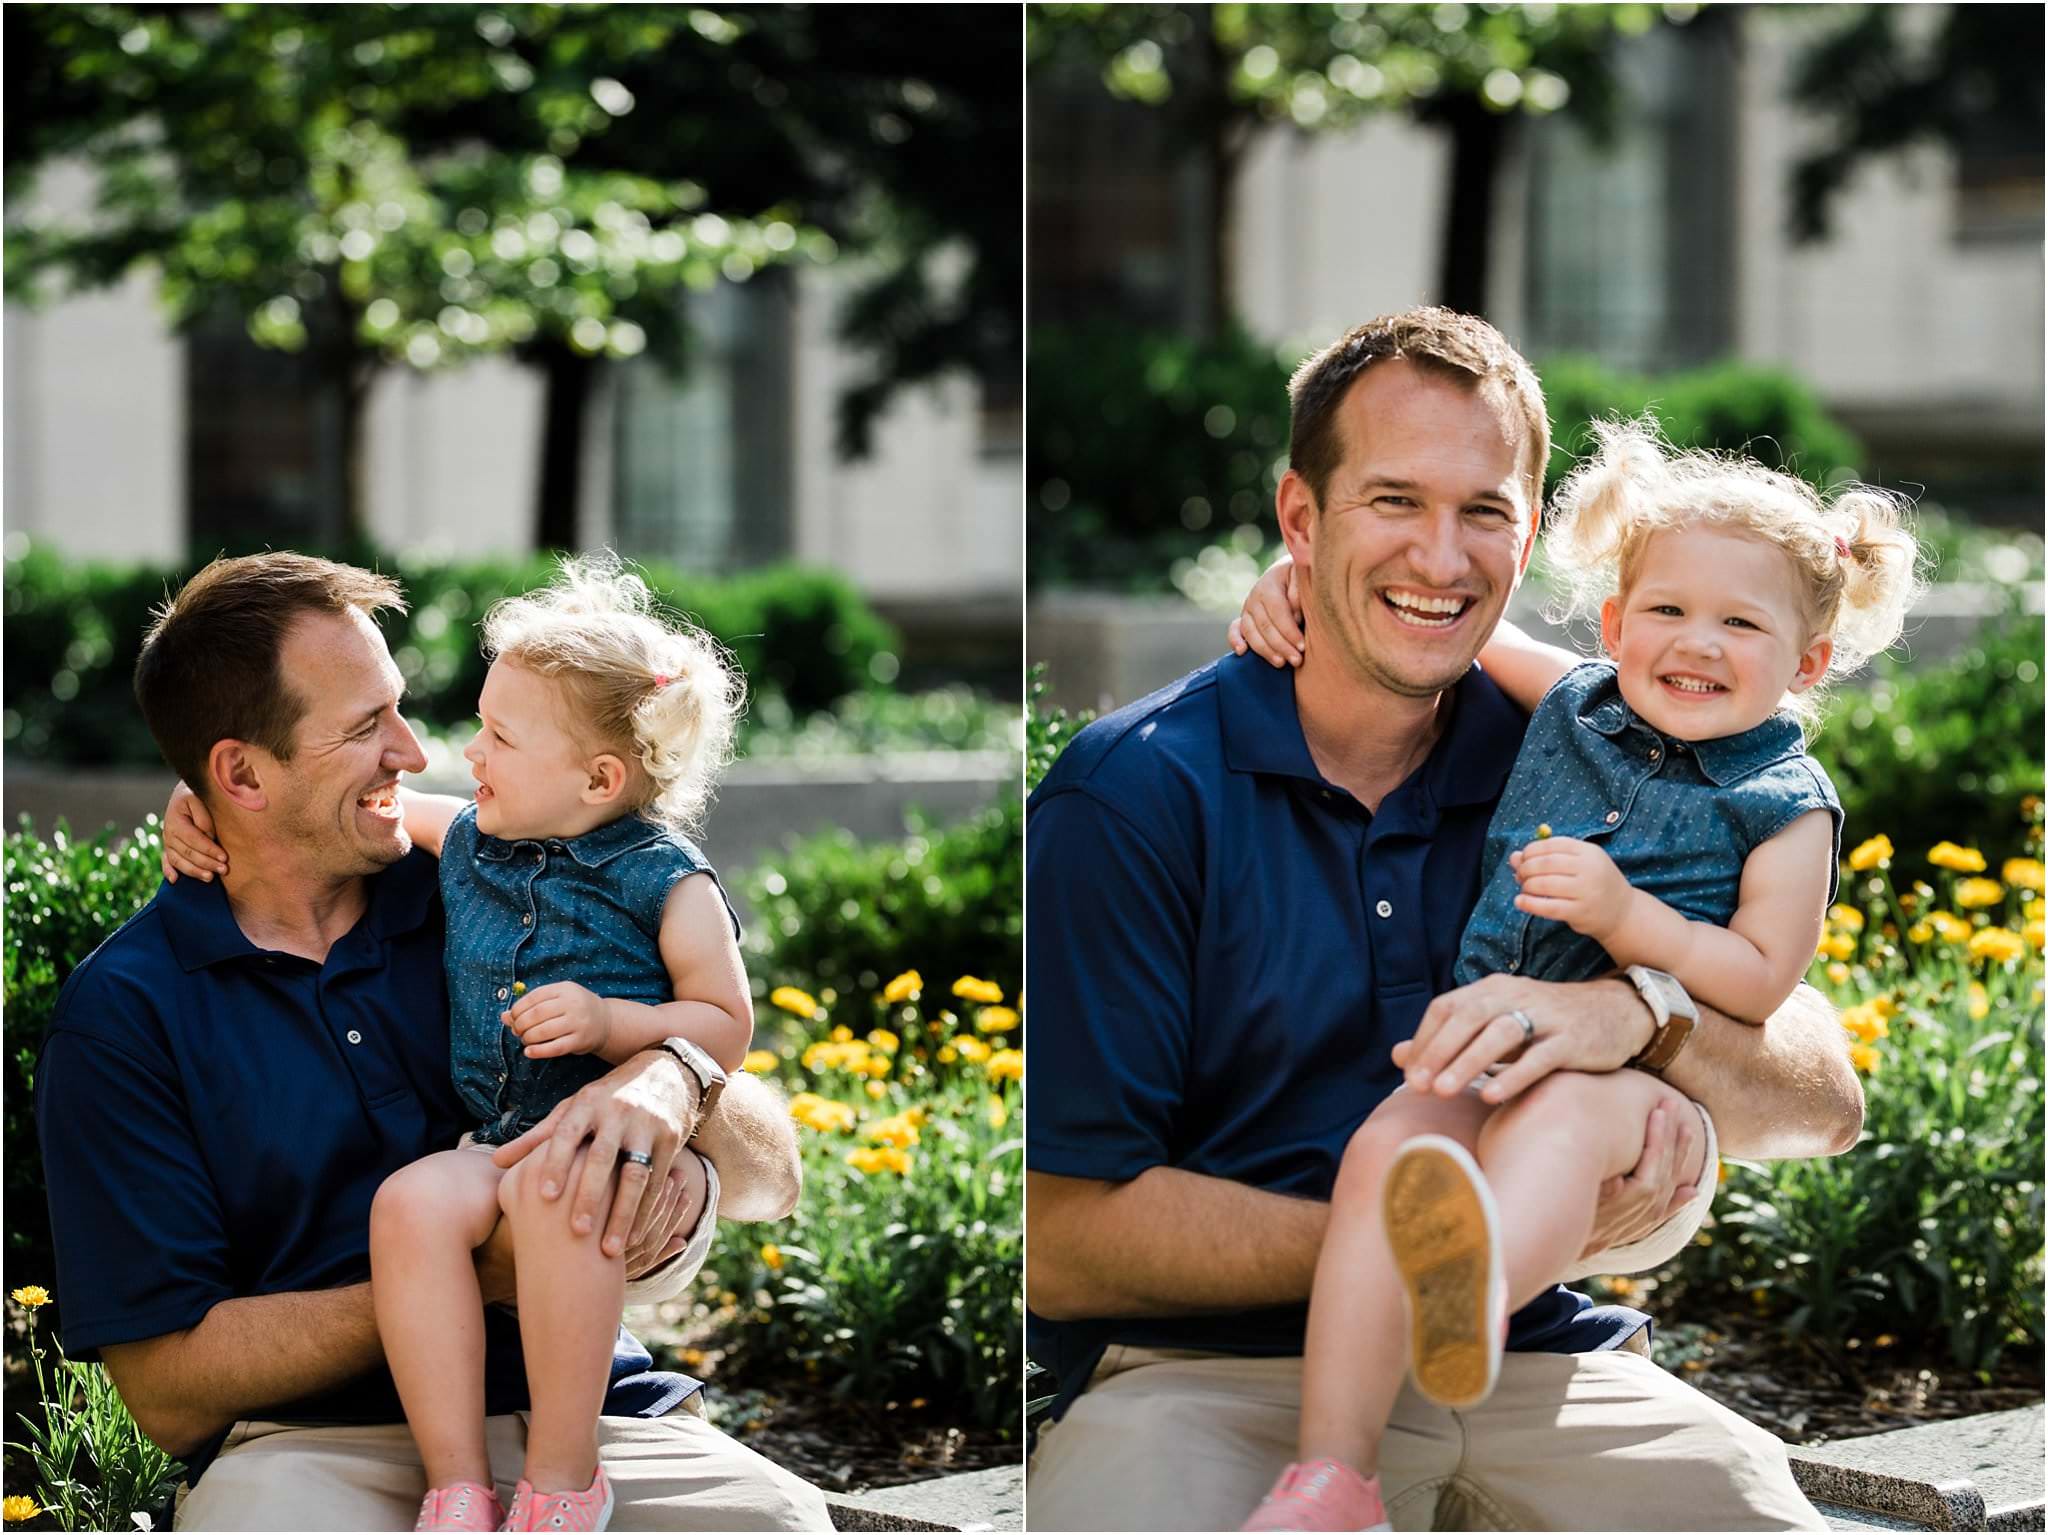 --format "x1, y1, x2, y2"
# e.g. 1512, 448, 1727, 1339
1733, 753, 1845, 905
629, 831, 742, 944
